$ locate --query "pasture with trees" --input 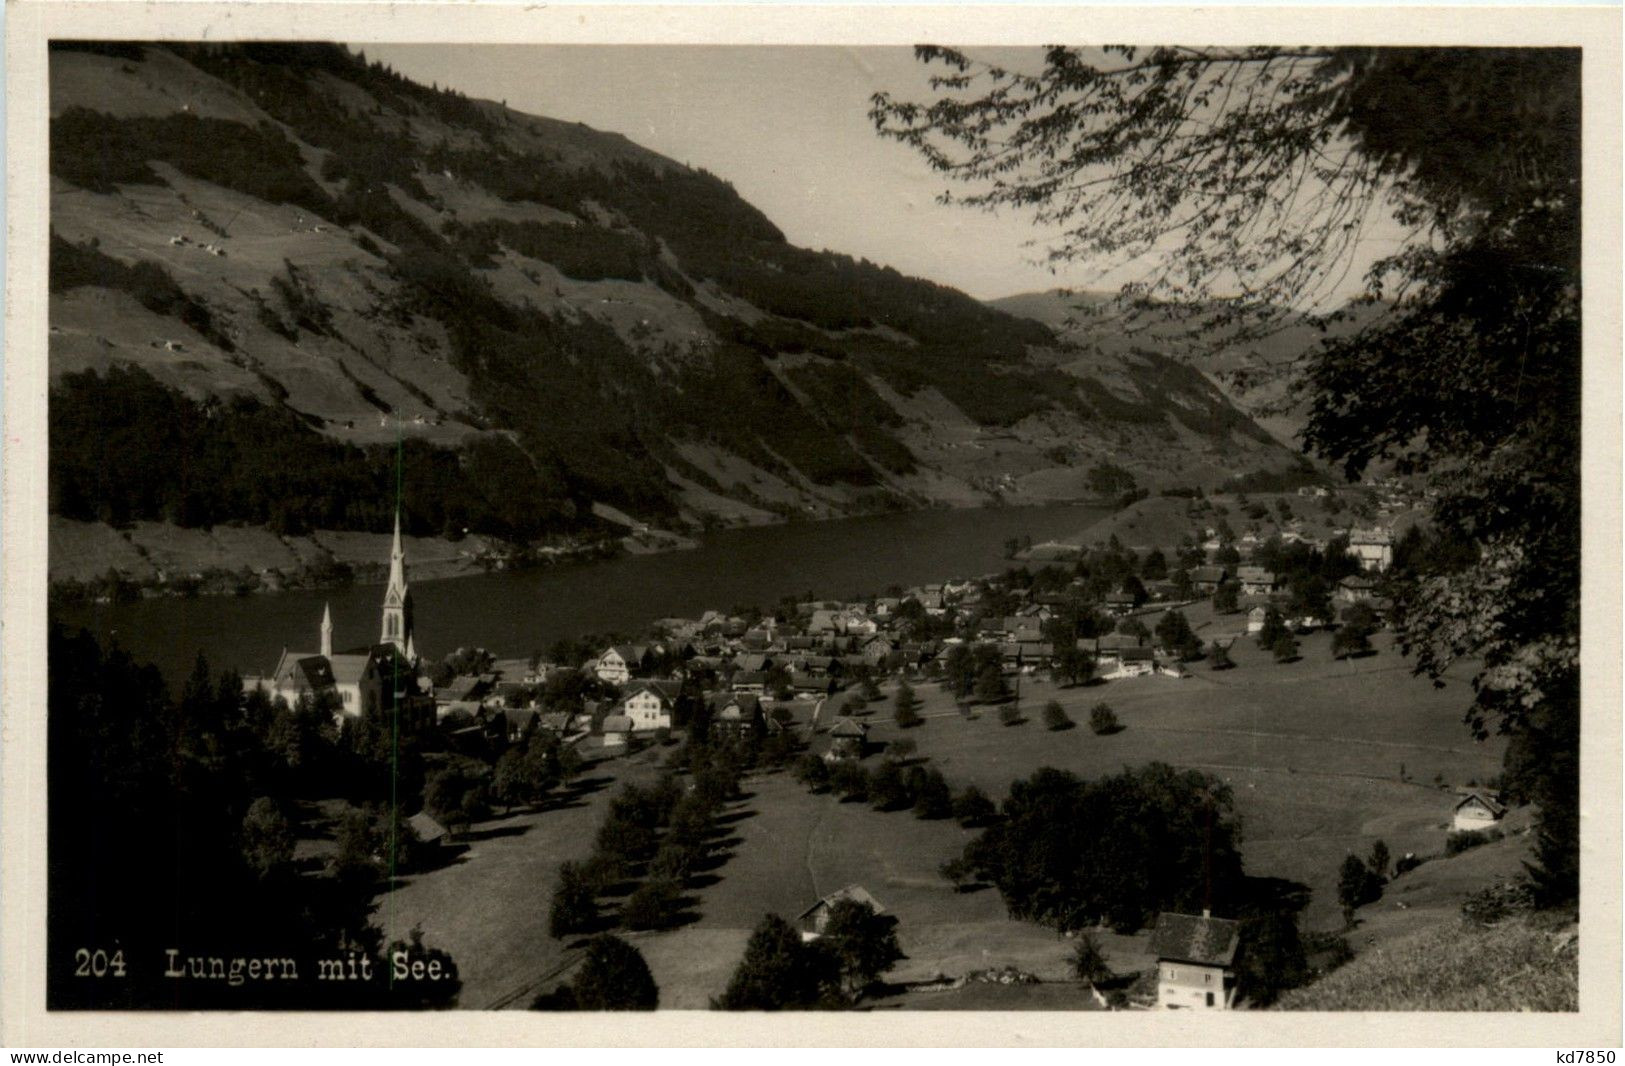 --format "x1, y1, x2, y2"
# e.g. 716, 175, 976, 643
873, 41, 1579, 908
